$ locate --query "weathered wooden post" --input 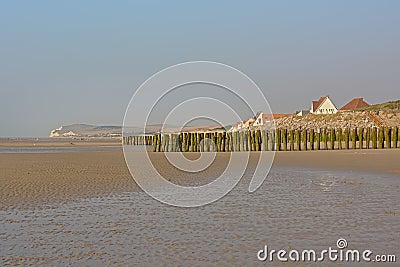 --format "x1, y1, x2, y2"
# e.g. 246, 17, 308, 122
275, 129, 280, 151
289, 130, 294, 151
303, 129, 308, 150
247, 131, 252, 151
182, 133, 186, 152
282, 129, 287, 151
165, 134, 170, 152
176, 134, 180, 152
229, 132, 233, 152
269, 130, 274, 151
224, 132, 228, 152
344, 128, 349, 149
221, 132, 225, 152
242, 131, 246, 151
152, 134, 157, 152
393, 126, 398, 148
255, 130, 260, 151
216, 132, 221, 152
236, 131, 240, 152
207, 133, 212, 152
321, 128, 326, 150
337, 128, 342, 150
330, 129, 335, 150
231, 132, 235, 152
206, 133, 209, 152
378, 127, 384, 149
309, 129, 314, 150
244, 131, 248, 151
175, 134, 179, 151
246, 131, 250, 151
358, 128, 364, 149
169, 134, 173, 152
295, 130, 301, 151
157, 134, 161, 152
261, 130, 266, 151
384, 127, 391, 149
171, 134, 175, 152
366, 128, 370, 149
372, 127, 377, 149
237, 131, 239, 151
351, 128, 356, 149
